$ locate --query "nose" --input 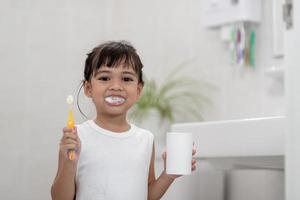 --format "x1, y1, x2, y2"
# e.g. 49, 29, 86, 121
109, 79, 123, 91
